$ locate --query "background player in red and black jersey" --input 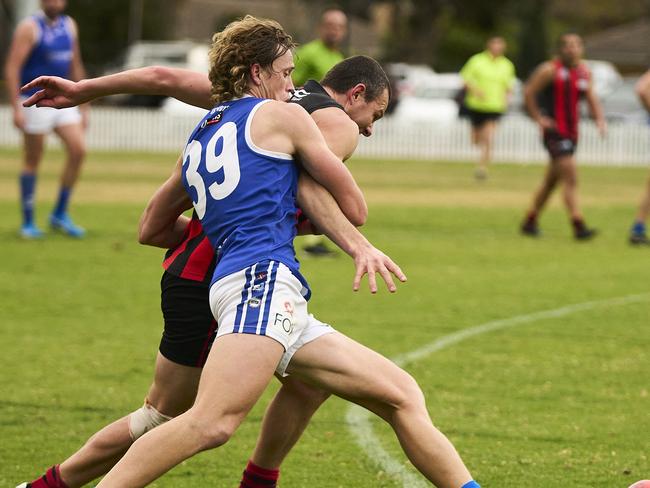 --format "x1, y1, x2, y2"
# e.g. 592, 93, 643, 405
19, 56, 402, 488
521, 33, 606, 240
